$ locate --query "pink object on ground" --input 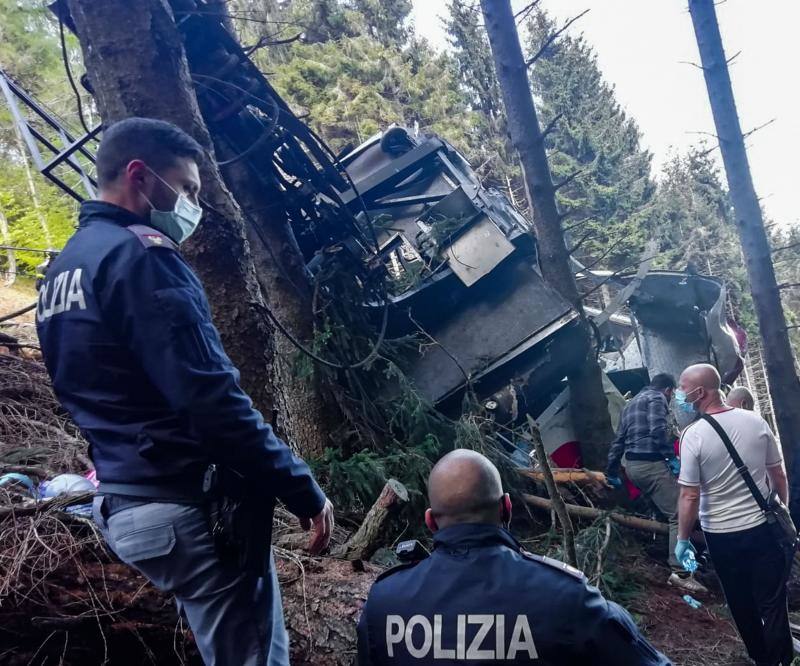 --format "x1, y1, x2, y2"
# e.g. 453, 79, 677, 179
84, 469, 99, 488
